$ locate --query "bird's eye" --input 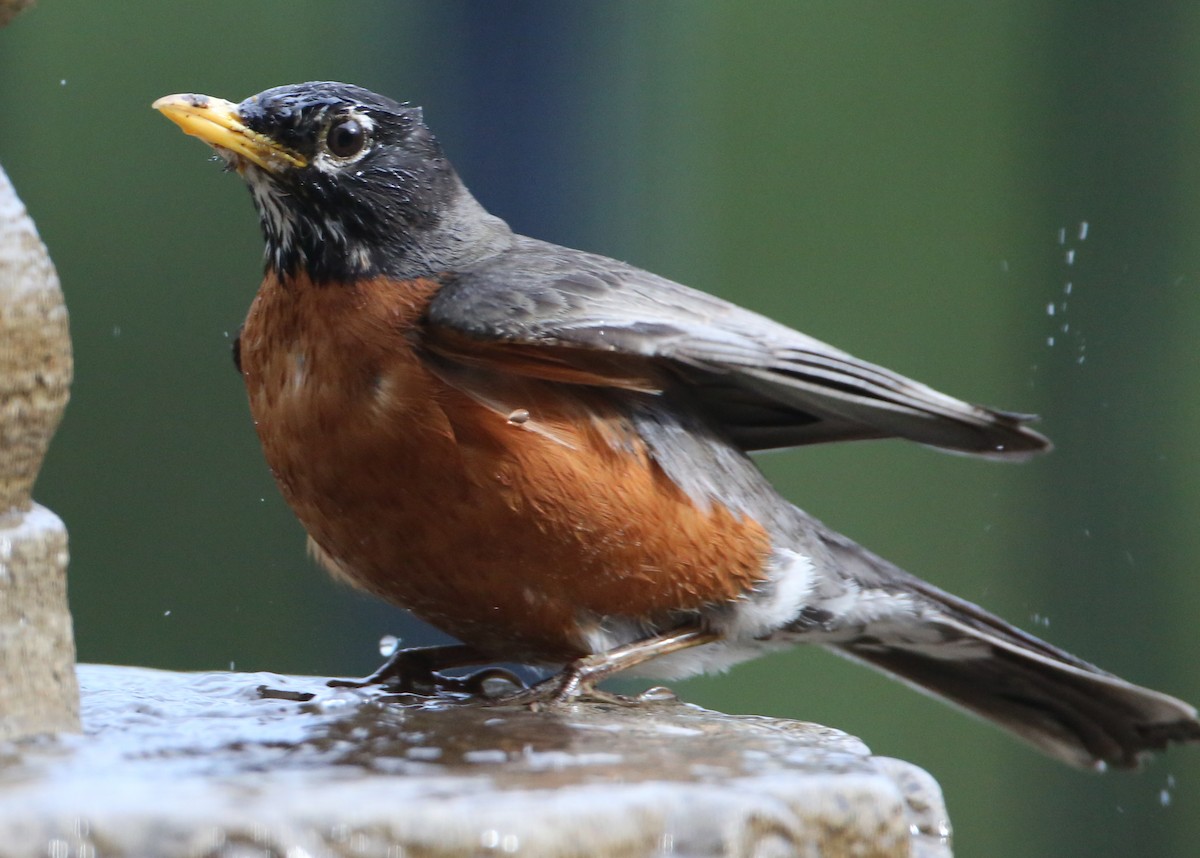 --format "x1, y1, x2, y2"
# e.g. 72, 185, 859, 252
326, 117, 367, 158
